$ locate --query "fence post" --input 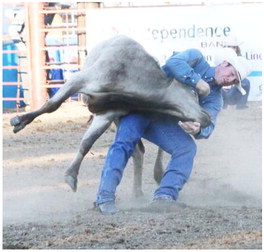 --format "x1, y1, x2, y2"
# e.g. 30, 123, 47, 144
77, 2, 100, 67
26, 2, 47, 111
